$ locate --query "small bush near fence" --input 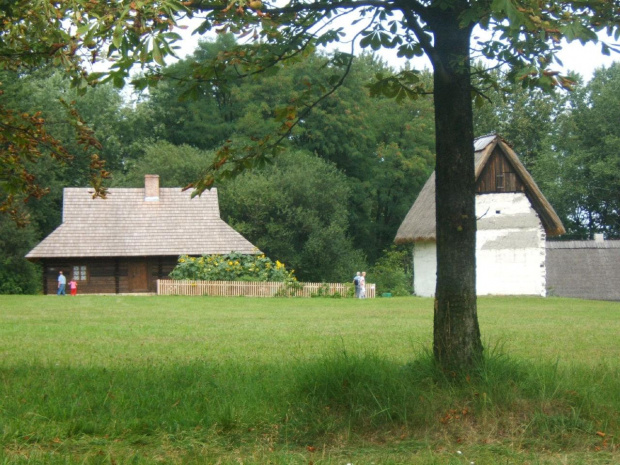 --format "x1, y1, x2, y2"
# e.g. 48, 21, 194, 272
369, 247, 413, 296
157, 280, 375, 298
